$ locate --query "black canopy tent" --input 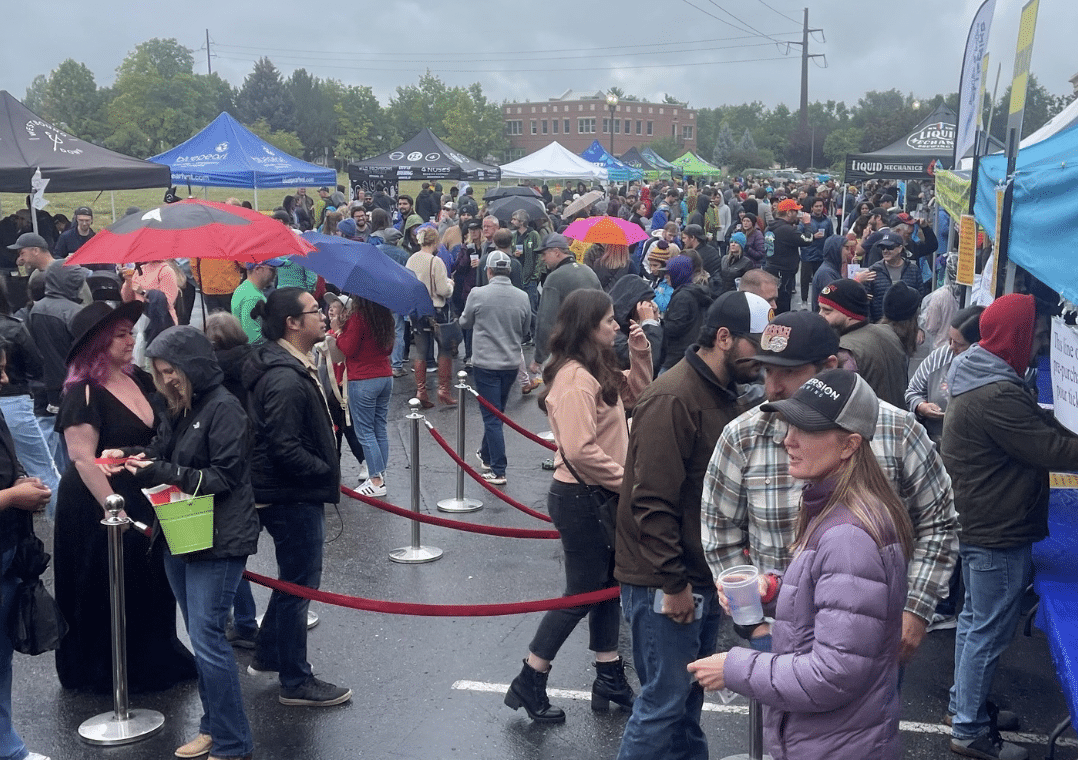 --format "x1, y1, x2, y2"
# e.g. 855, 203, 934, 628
346, 128, 500, 199
0, 90, 171, 193
844, 104, 958, 182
